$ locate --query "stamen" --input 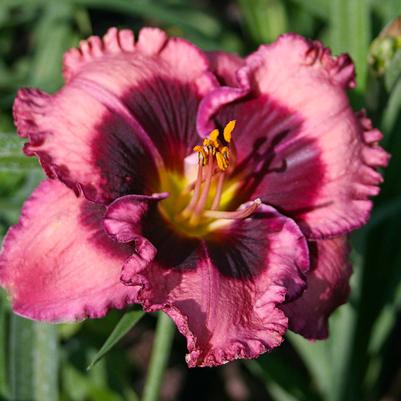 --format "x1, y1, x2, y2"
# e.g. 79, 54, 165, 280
181, 158, 204, 218
183, 168, 219, 194
203, 198, 261, 220
211, 172, 225, 210
179, 120, 242, 226
191, 157, 214, 221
